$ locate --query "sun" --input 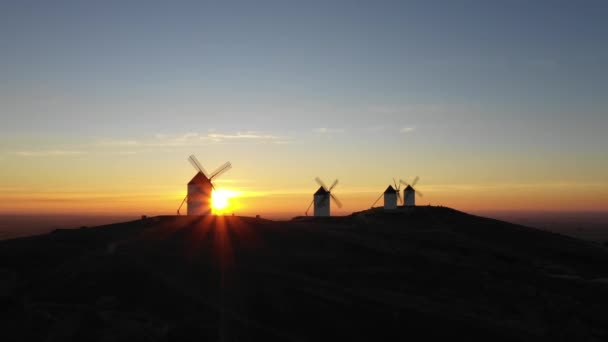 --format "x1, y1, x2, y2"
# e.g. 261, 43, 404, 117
212, 189, 236, 213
